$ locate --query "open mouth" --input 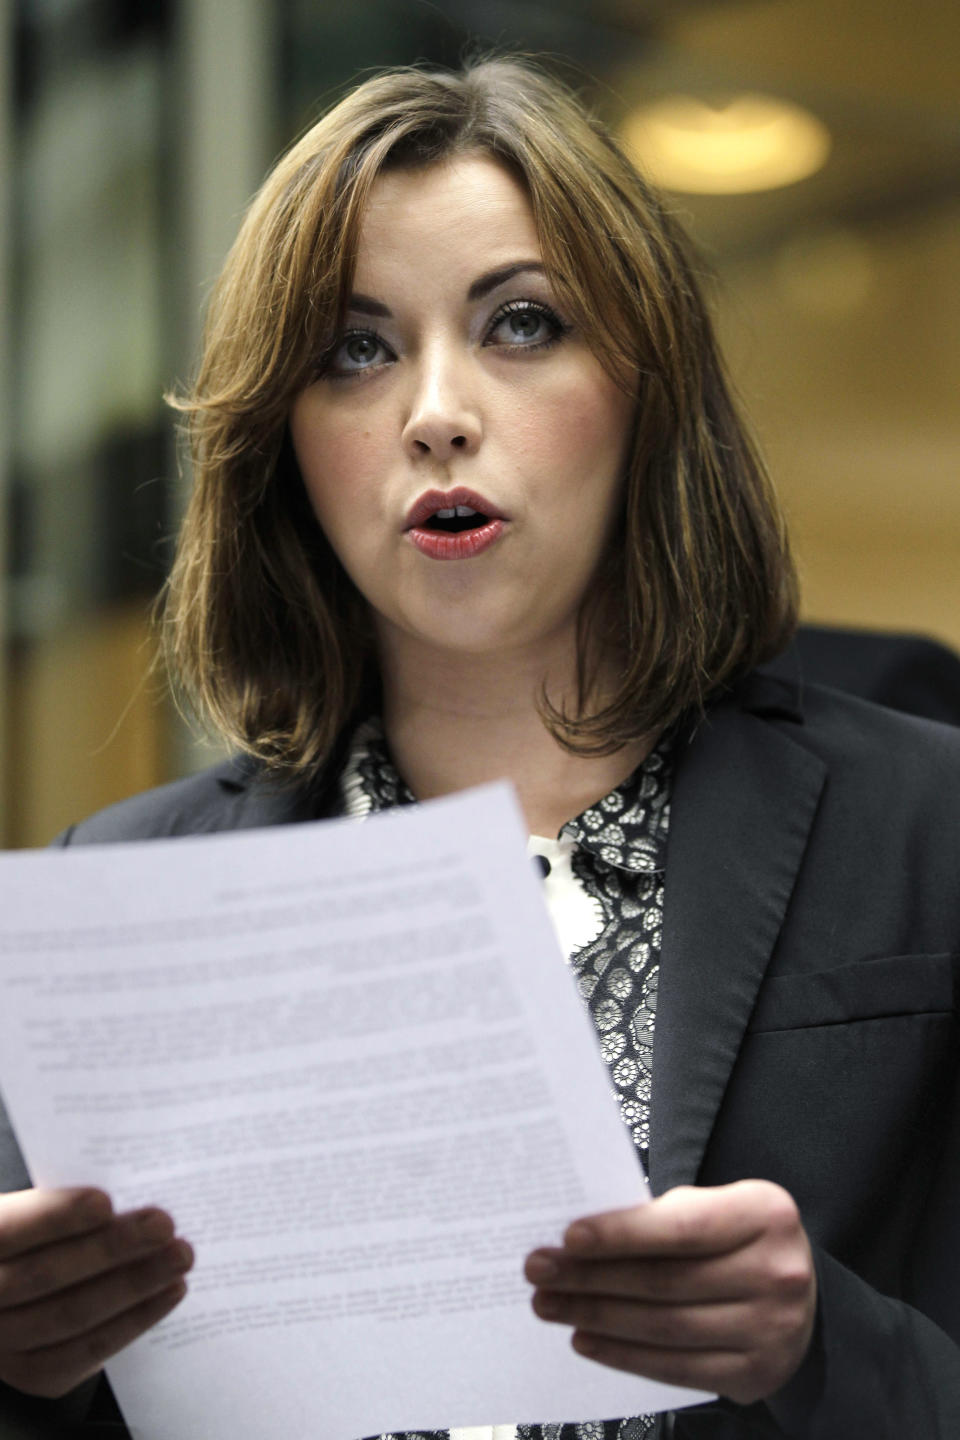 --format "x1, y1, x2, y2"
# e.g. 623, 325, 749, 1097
404, 487, 505, 533
404, 489, 506, 560
423, 505, 490, 533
